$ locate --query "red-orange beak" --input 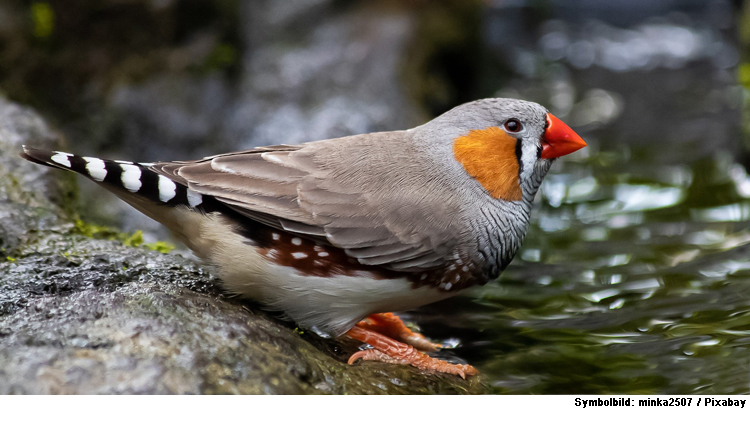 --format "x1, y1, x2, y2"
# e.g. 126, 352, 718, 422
541, 113, 587, 159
